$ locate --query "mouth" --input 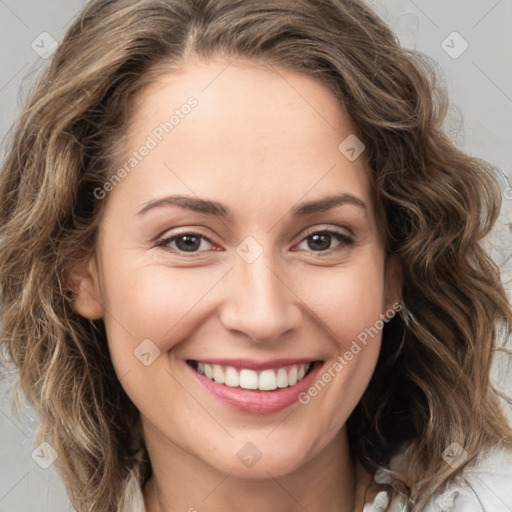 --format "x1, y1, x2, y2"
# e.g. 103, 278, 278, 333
186, 358, 323, 414
187, 360, 315, 391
